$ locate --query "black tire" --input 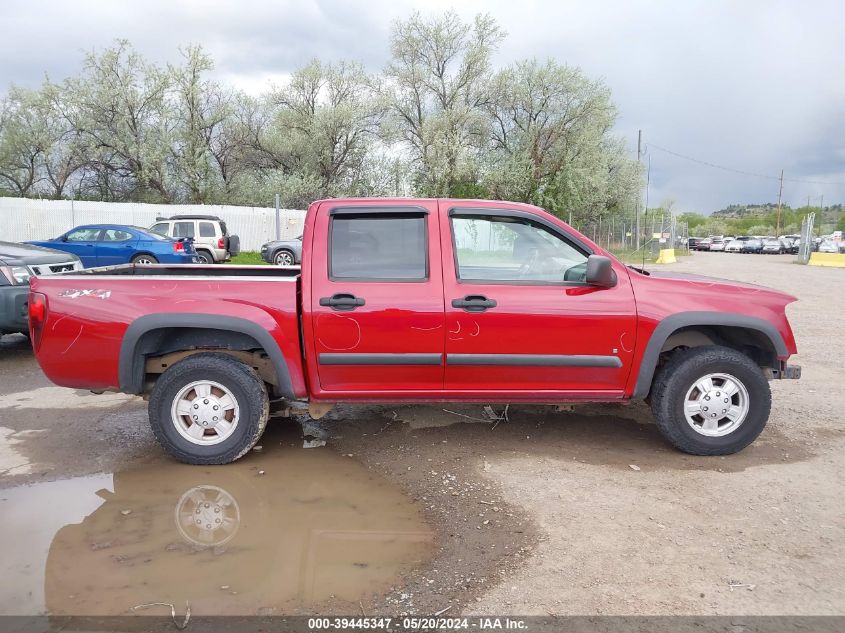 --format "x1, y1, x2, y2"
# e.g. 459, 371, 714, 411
650, 346, 771, 455
273, 249, 295, 266
131, 253, 158, 264
148, 353, 269, 464
195, 250, 214, 264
